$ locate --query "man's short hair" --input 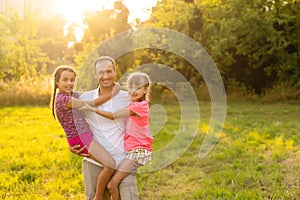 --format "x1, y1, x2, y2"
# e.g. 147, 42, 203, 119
93, 56, 116, 73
